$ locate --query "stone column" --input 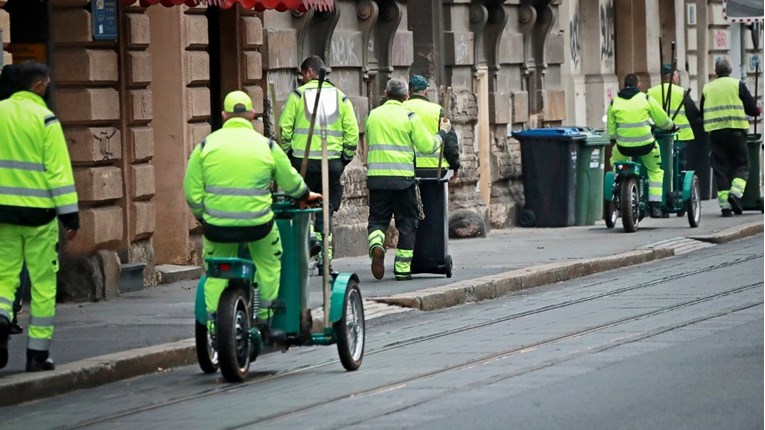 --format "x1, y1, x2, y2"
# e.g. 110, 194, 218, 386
149, 5, 209, 266
0, 1, 8, 65
582, 0, 619, 129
